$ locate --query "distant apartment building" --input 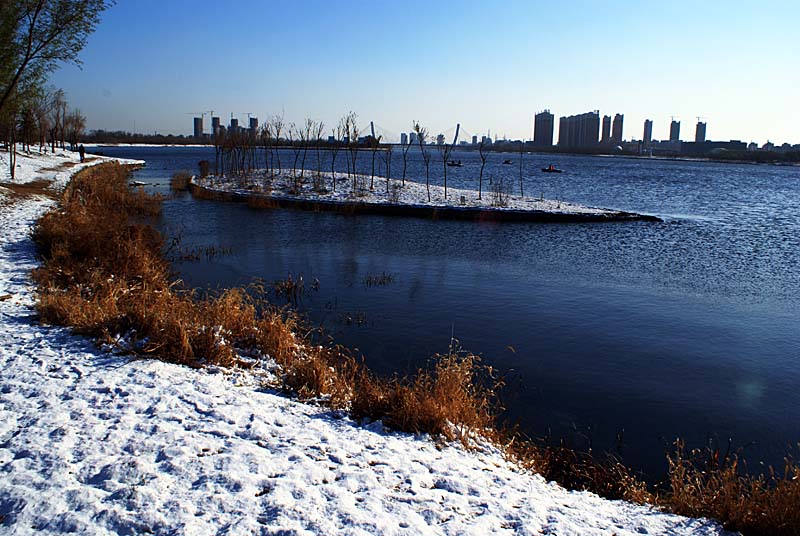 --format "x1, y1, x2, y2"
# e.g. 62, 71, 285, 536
409, 132, 418, 144
211, 116, 220, 138
601, 115, 611, 144
471, 135, 478, 145
533, 110, 555, 147
230, 117, 239, 133
193, 117, 203, 138
643, 119, 653, 145
558, 111, 600, 150
695, 121, 707, 143
611, 114, 624, 144
400, 133, 408, 145
669, 120, 681, 141
249, 117, 258, 133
